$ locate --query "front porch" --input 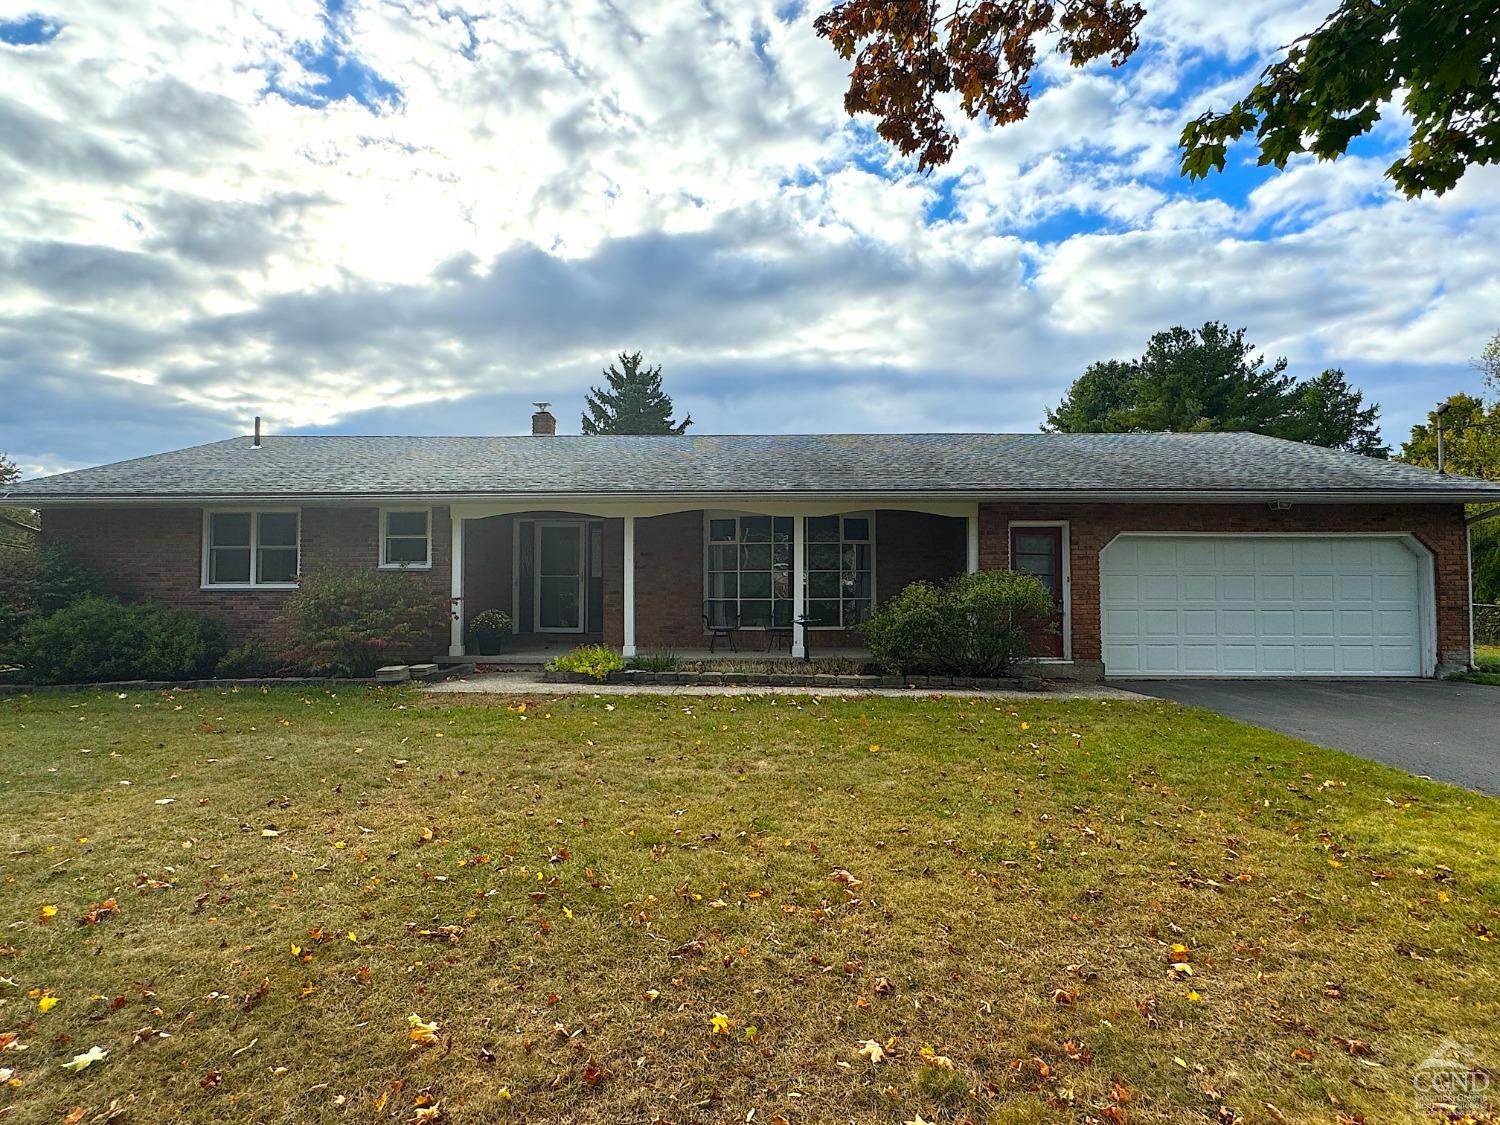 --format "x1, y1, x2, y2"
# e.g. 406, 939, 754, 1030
447, 502, 982, 660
